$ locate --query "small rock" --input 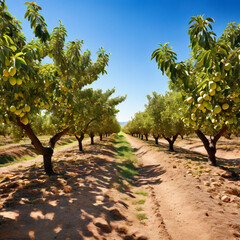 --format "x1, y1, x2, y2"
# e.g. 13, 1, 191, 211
63, 186, 72, 193
211, 182, 219, 187
221, 195, 230, 202
173, 165, 177, 168
204, 181, 210, 186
